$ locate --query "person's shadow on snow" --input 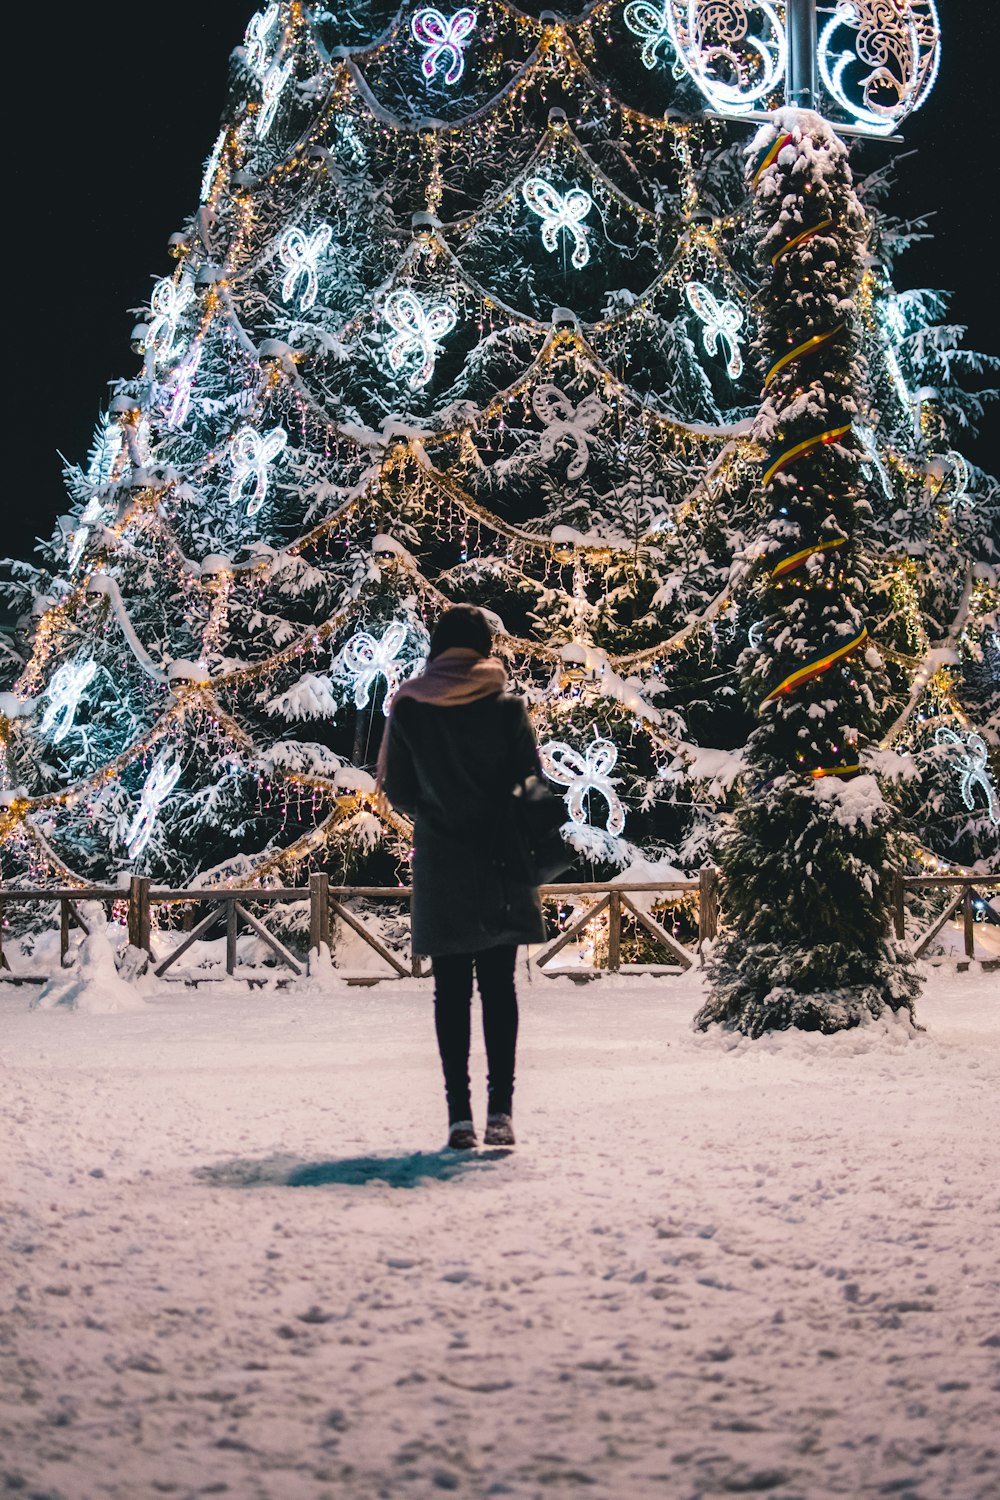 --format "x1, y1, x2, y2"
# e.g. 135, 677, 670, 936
194, 1149, 512, 1191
